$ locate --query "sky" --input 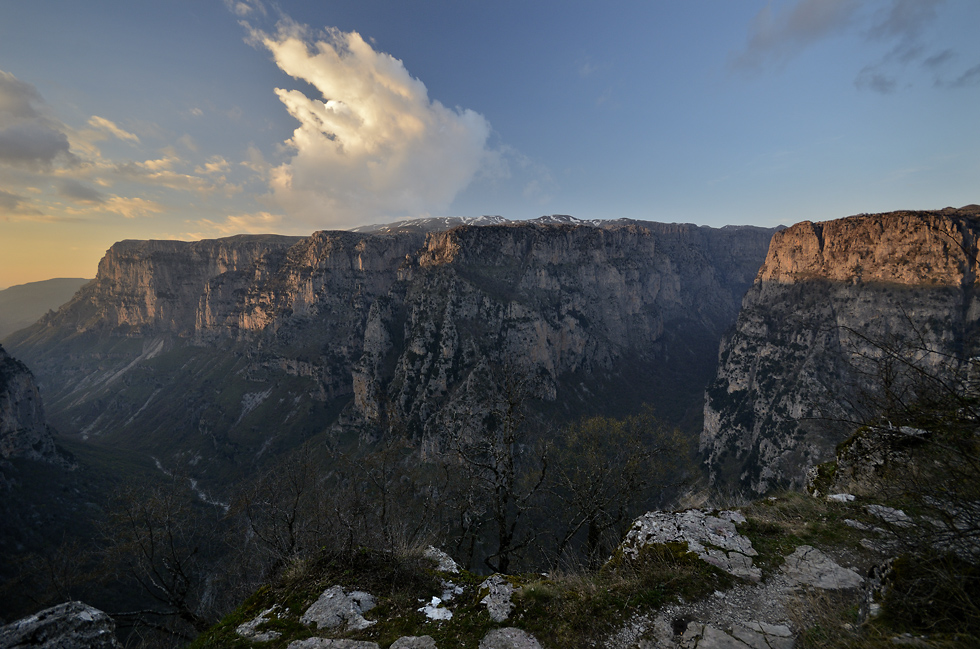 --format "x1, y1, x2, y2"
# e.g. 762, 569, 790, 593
0, 0, 978, 288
